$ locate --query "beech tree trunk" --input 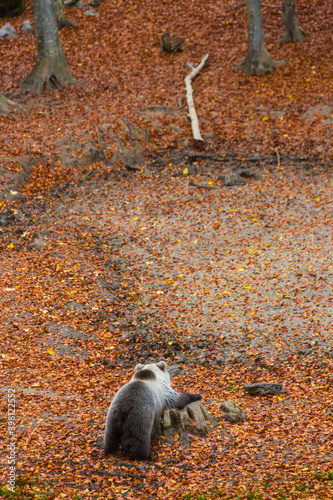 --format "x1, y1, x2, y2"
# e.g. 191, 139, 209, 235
0, 0, 24, 17
0, 93, 16, 114
236, 0, 286, 76
53, 0, 77, 30
21, 0, 76, 94
281, 0, 304, 42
